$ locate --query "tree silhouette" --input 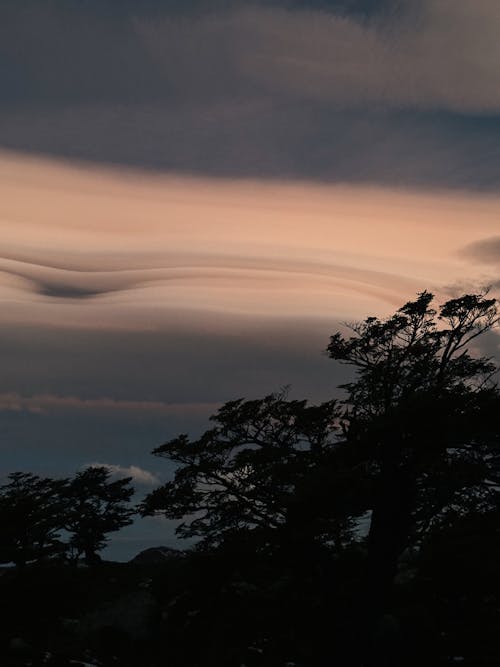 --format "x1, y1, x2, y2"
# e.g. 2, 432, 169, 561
141, 393, 371, 665
0, 472, 68, 568
141, 393, 365, 554
63, 466, 134, 565
141, 290, 499, 665
327, 290, 500, 617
